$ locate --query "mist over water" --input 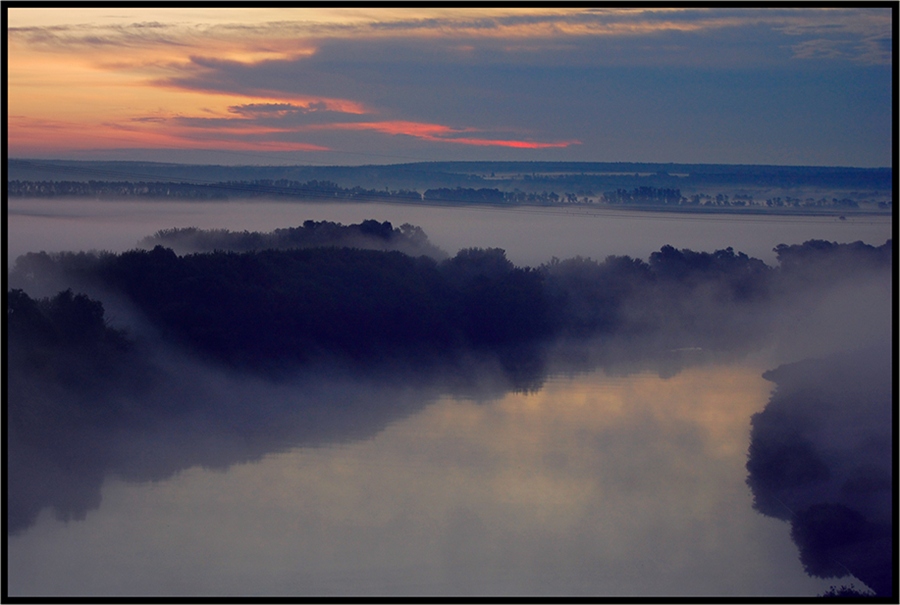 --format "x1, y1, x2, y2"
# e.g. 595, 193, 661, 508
6, 198, 892, 266
7, 363, 838, 597
5, 198, 893, 597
